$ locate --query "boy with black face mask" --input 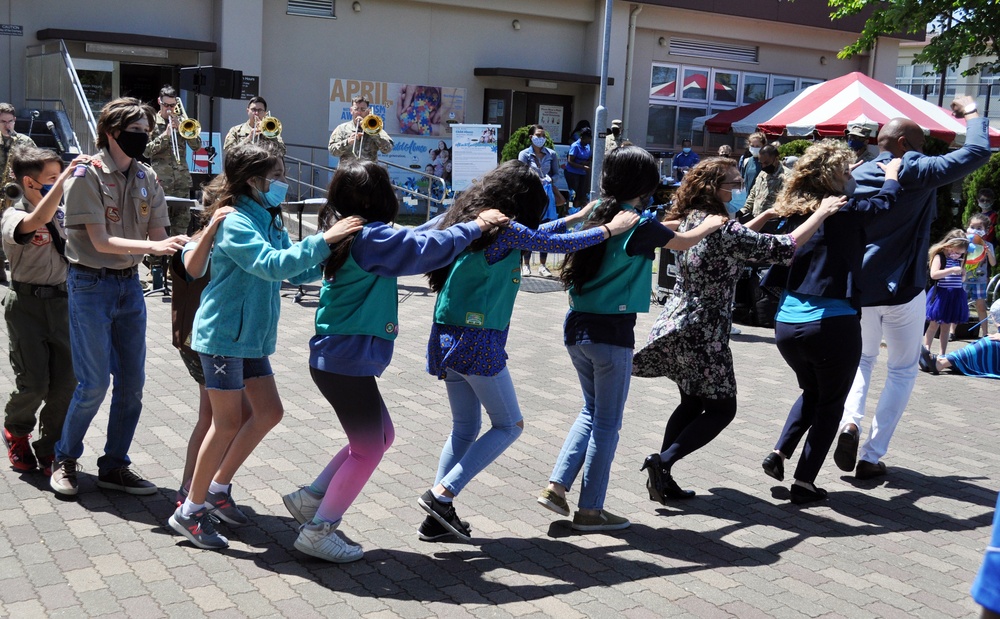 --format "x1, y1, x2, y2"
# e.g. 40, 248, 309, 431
49, 97, 190, 497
